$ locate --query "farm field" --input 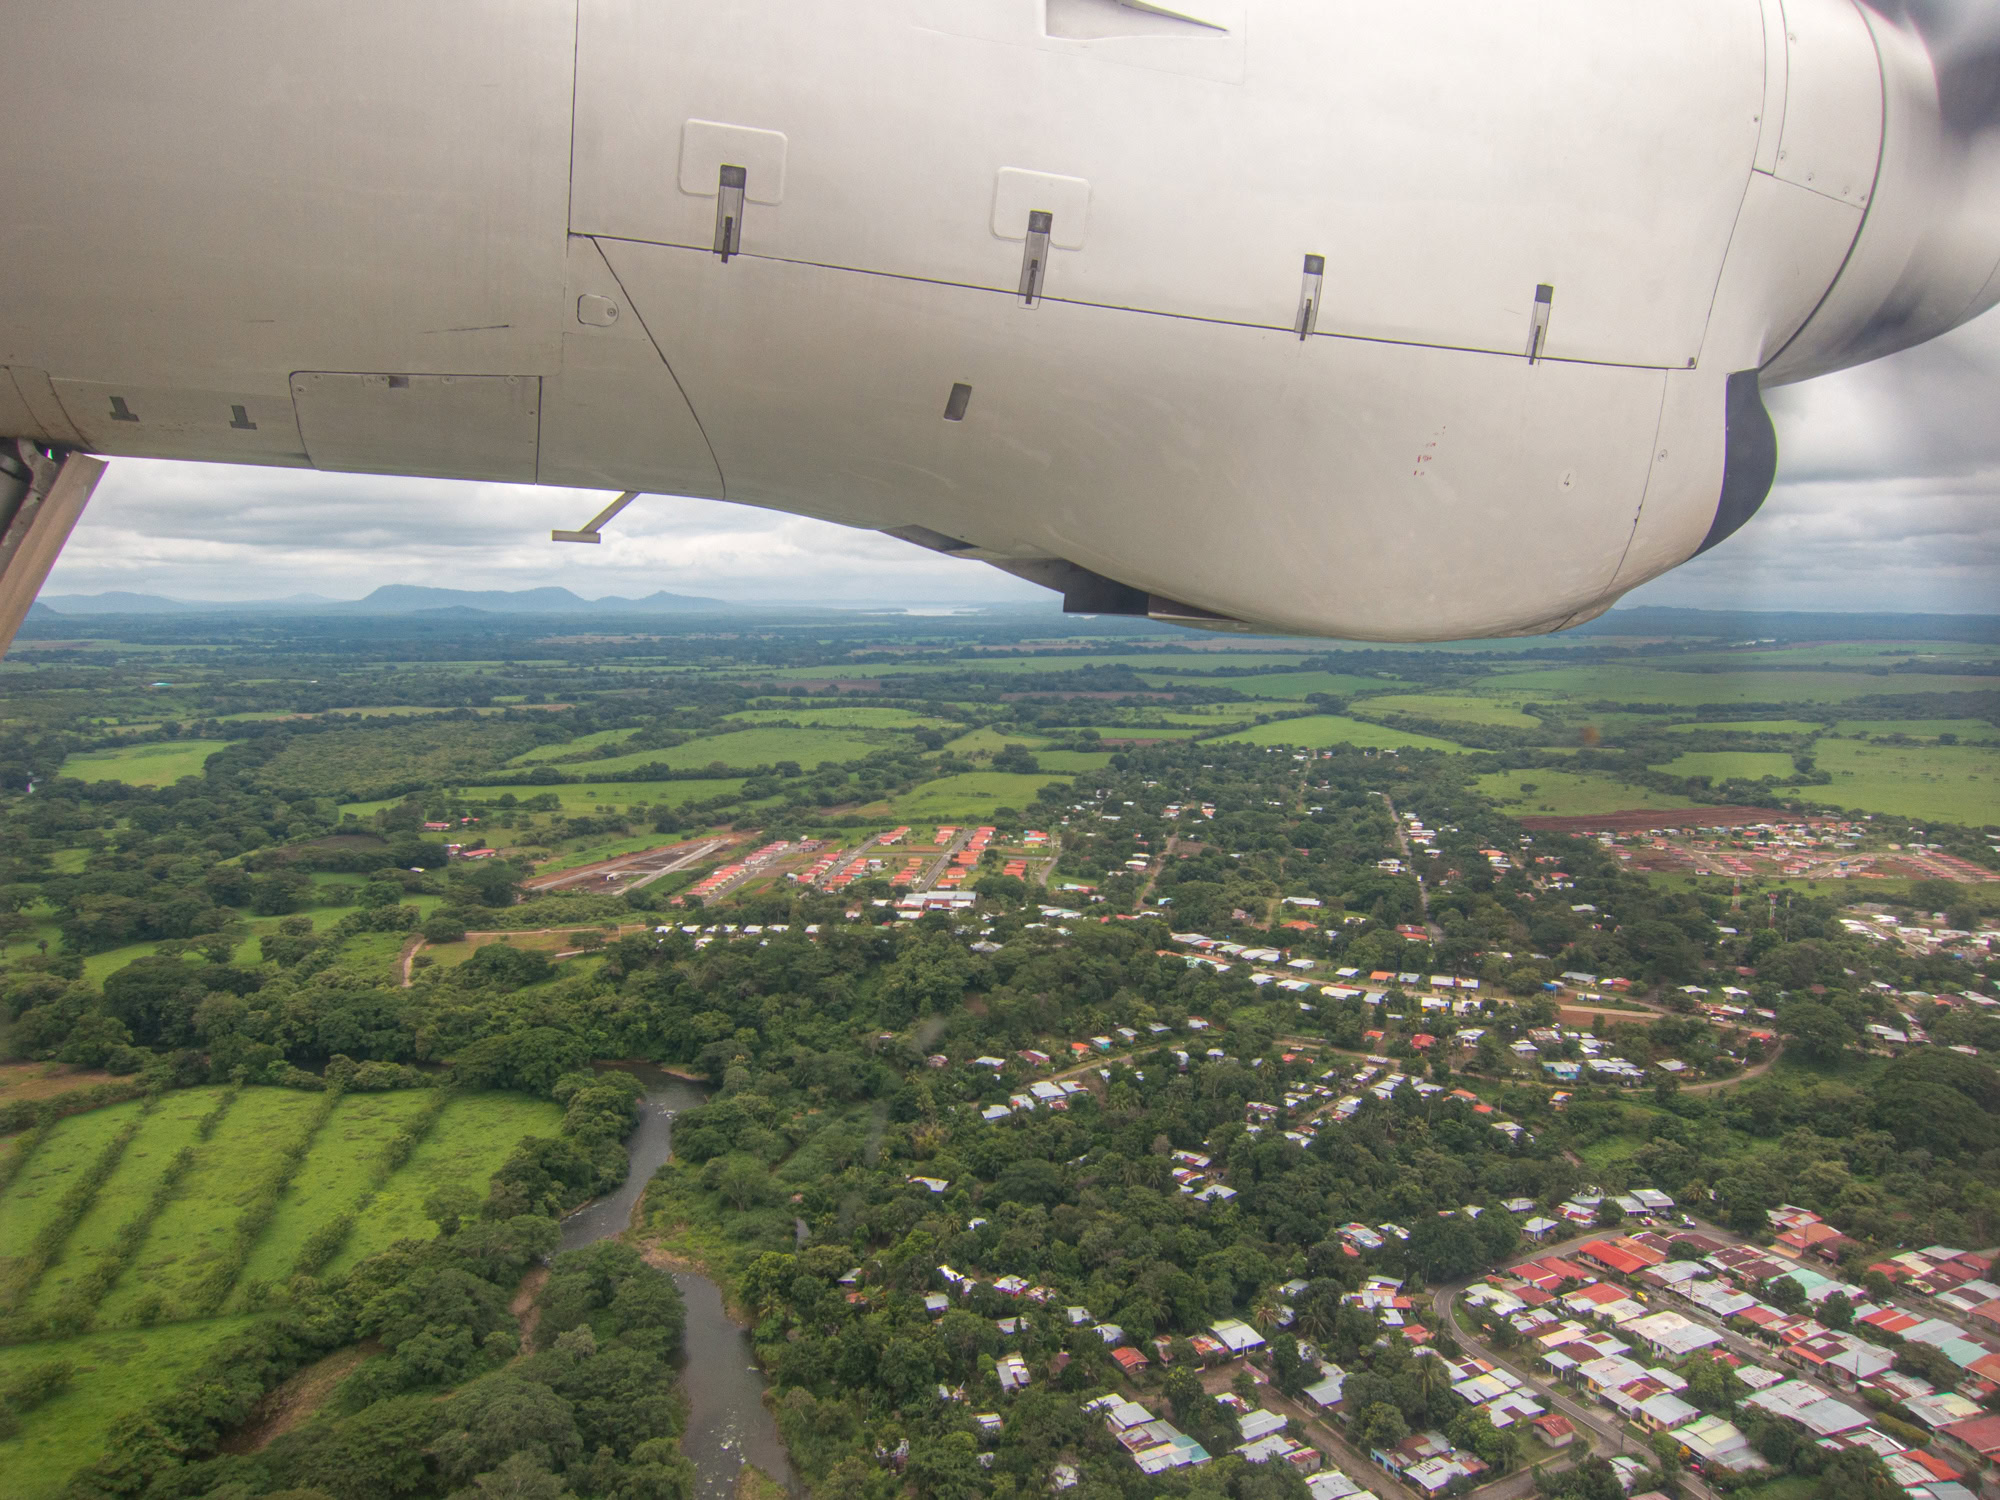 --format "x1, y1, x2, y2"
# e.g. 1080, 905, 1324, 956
1477, 665, 2000, 705
327, 1092, 561, 1272
1665, 719, 1829, 734
450, 779, 747, 813
1655, 751, 1801, 782
0, 1315, 260, 1500
1808, 738, 2000, 824
1208, 715, 1473, 753
506, 726, 643, 763
57, 740, 236, 786
0, 1099, 149, 1296
92, 1088, 325, 1326
582, 727, 885, 774
940, 727, 1049, 757
237, 1089, 440, 1289
1030, 750, 1118, 773
724, 706, 962, 729
1136, 670, 1399, 699
885, 772, 1069, 820
1351, 694, 1542, 728
0, 1087, 564, 1495
1830, 718, 2000, 742
1473, 769, 1702, 816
